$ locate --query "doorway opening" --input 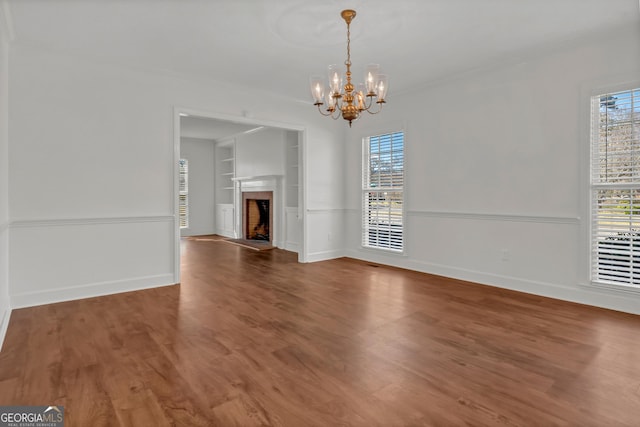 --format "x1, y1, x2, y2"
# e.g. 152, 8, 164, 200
173, 109, 306, 284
